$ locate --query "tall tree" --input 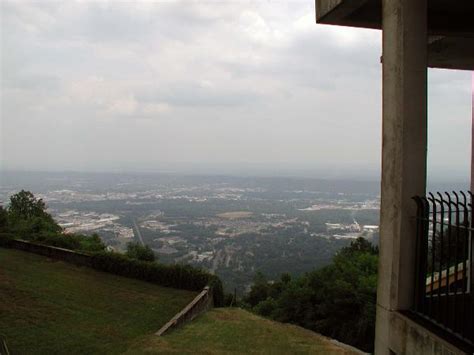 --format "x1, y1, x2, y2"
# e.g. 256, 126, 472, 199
7, 190, 61, 236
